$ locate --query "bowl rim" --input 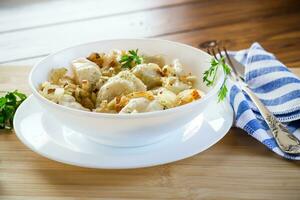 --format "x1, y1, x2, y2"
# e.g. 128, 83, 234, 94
29, 38, 224, 119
